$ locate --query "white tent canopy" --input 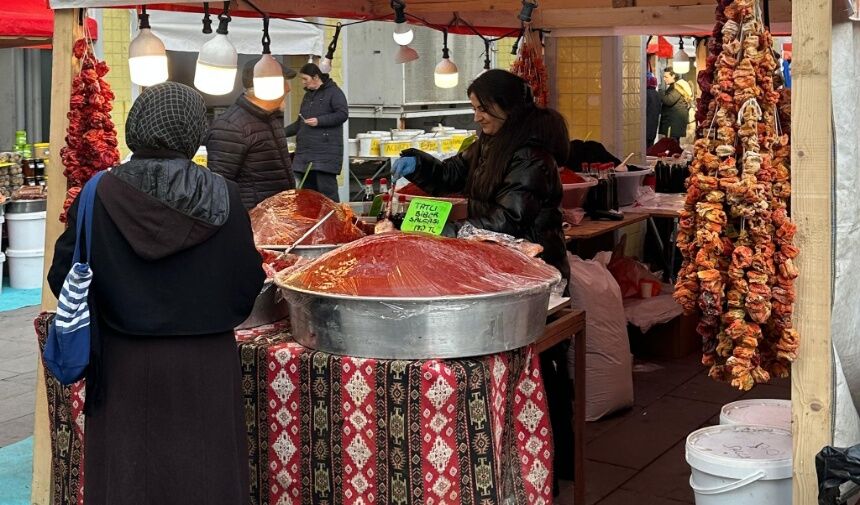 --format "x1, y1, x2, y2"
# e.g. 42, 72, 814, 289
146, 10, 324, 56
